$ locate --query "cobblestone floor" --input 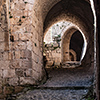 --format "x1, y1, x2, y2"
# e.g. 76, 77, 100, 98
16, 68, 93, 100
17, 89, 88, 100
40, 68, 93, 87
